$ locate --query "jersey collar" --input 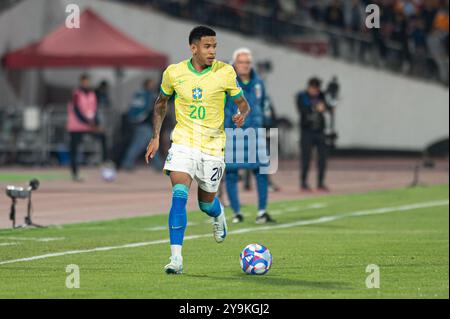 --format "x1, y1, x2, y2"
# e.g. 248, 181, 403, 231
188, 58, 212, 76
